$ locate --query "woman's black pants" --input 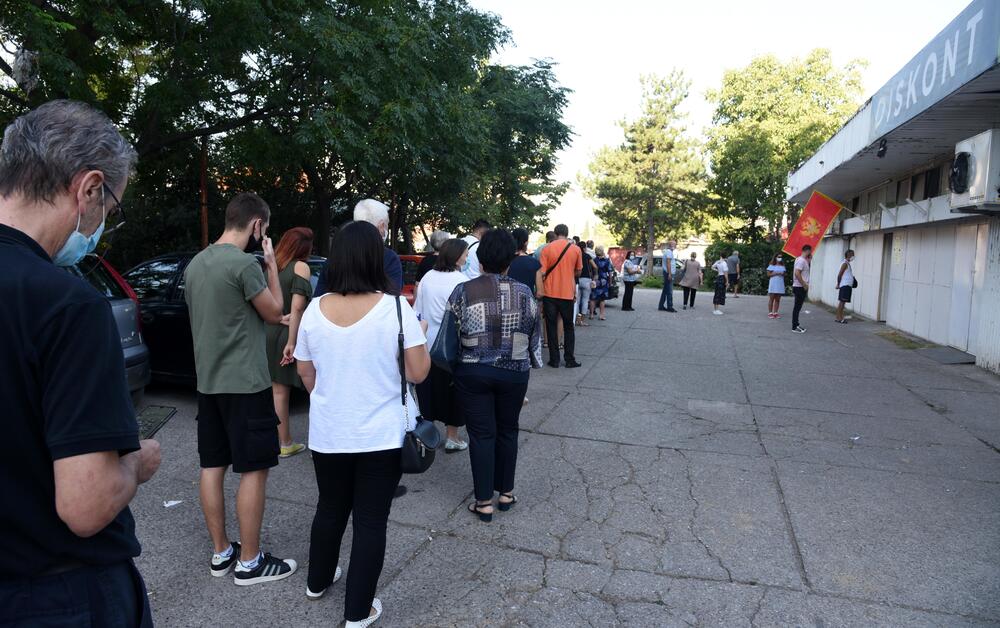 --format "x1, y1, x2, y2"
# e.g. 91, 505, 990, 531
622, 281, 637, 309
308, 449, 401, 622
454, 368, 529, 501
683, 287, 697, 307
